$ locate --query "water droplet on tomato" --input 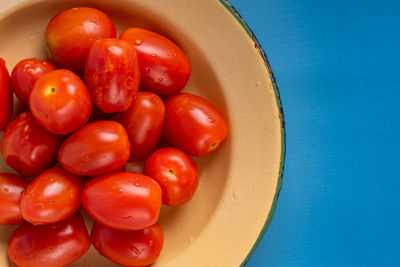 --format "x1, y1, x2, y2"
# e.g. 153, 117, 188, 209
3, 188, 9, 192
159, 77, 164, 81
135, 39, 143, 45
117, 187, 123, 193
145, 67, 150, 73
151, 54, 157, 58
133, 182, 140, 187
